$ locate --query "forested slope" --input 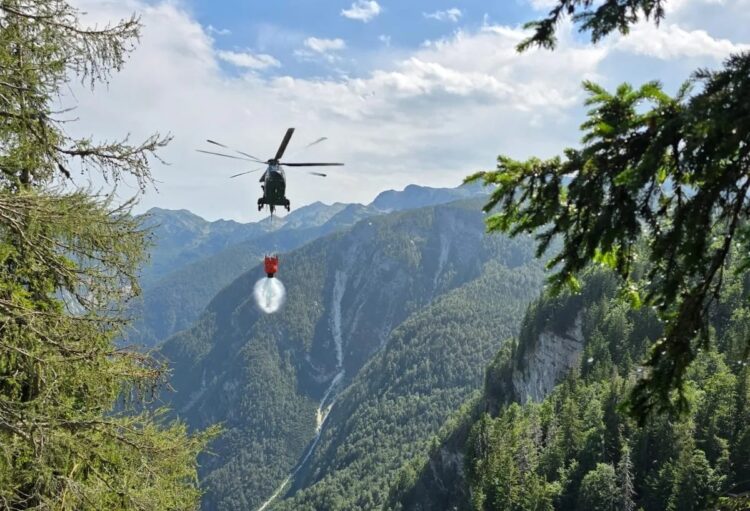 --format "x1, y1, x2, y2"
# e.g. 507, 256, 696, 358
275, 259, 543, 510
156, 198, 541, 510
391, 269, 750, 511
